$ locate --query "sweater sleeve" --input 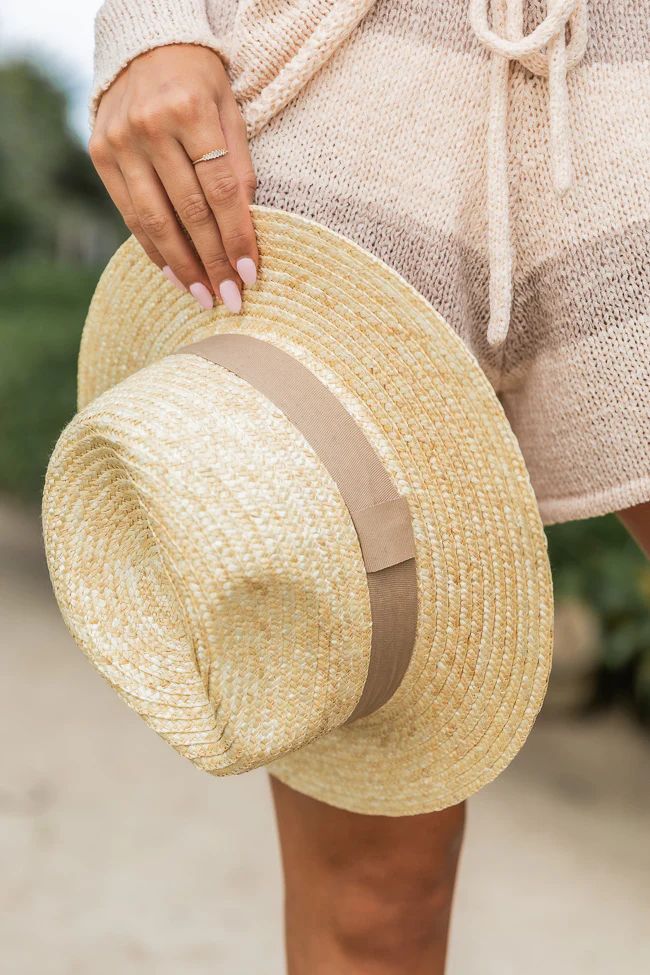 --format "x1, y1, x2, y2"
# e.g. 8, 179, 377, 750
89, 0, 231, 132
90, 0, 377, 139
